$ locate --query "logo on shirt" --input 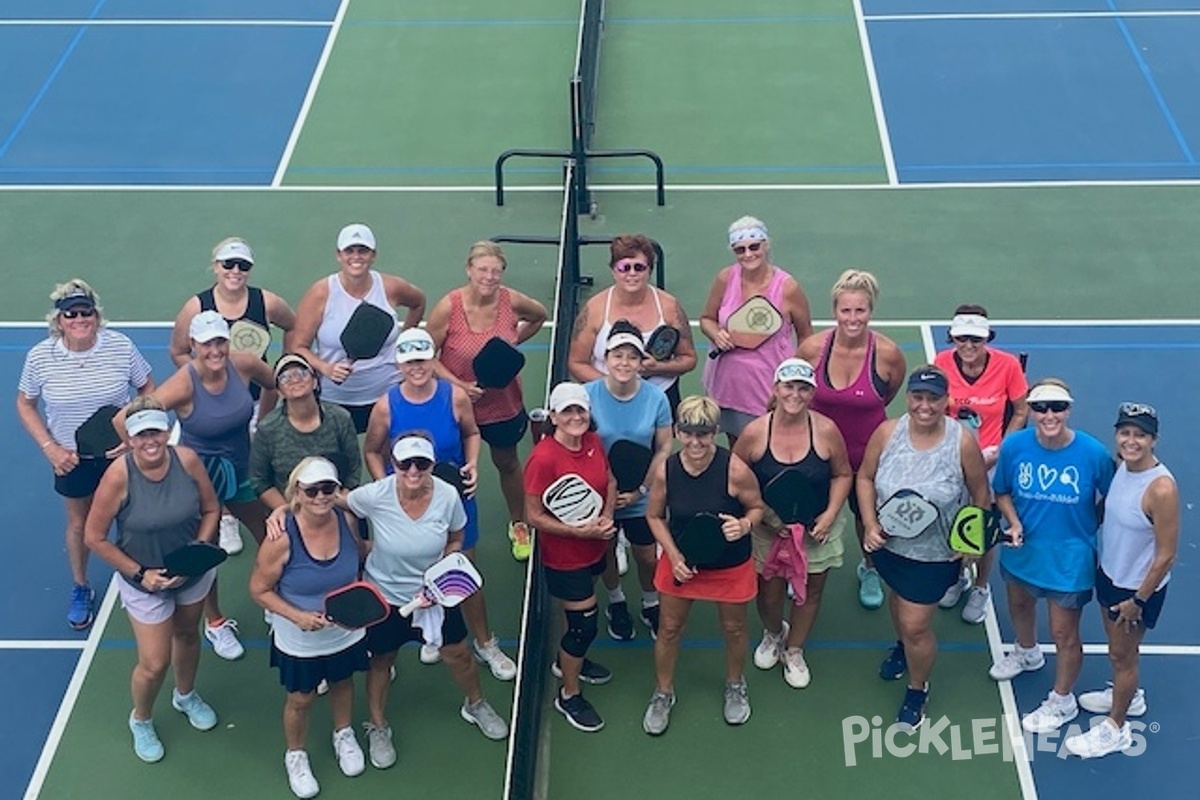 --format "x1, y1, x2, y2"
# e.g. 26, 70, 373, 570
1017, 461, 1082, 502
